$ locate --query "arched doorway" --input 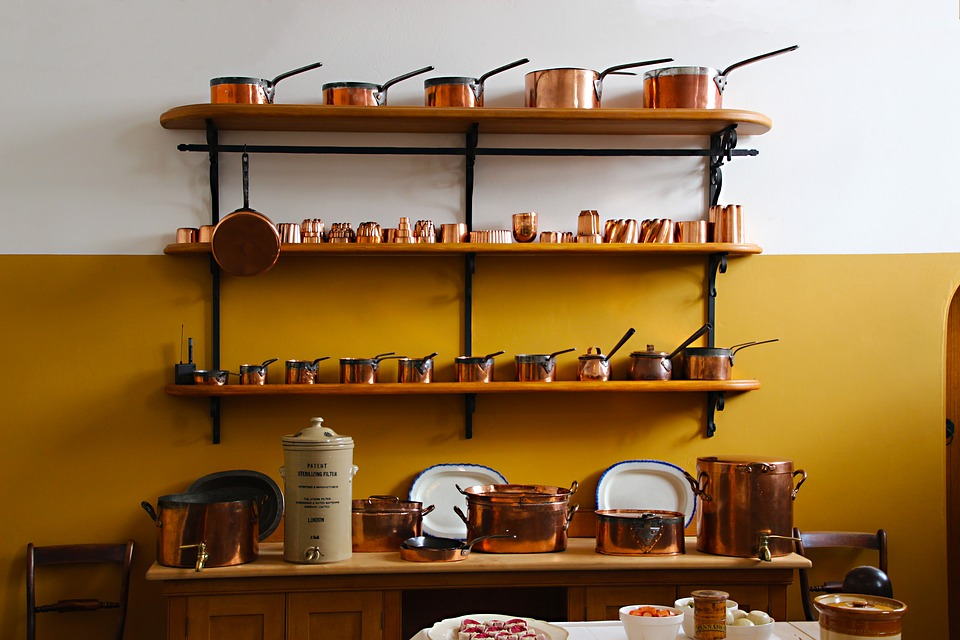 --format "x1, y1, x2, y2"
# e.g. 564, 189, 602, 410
946, 288, 960, 638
